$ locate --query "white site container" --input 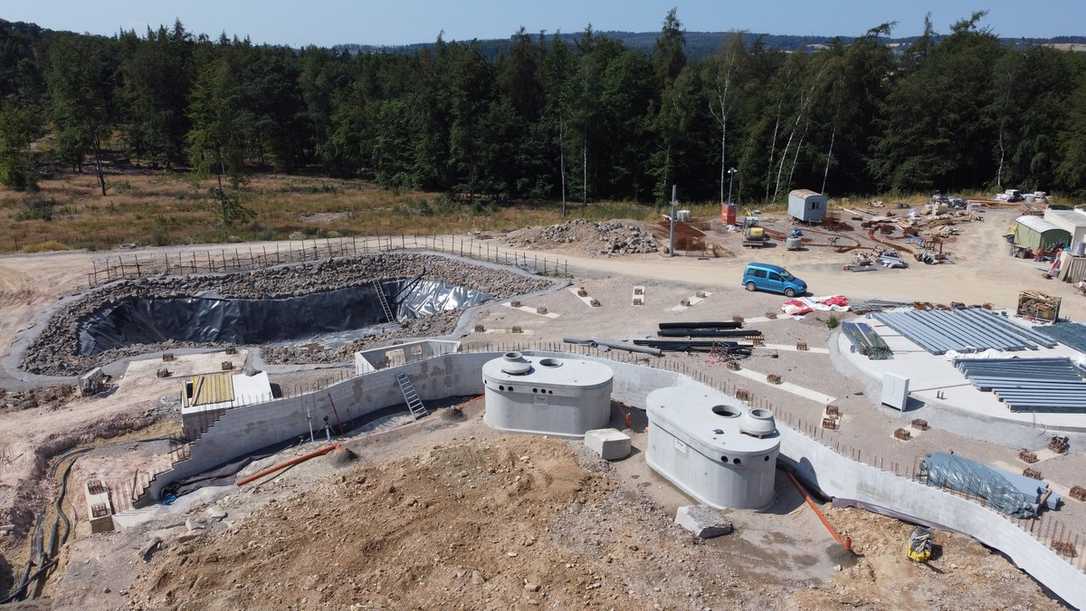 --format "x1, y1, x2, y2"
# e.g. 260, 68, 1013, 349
788, 189, 828, 223
881, 372, 910, 410
482, 352, 613, 438
646, 386, 780, 510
